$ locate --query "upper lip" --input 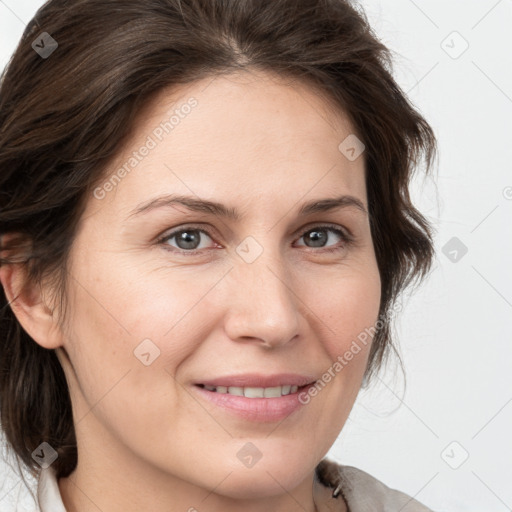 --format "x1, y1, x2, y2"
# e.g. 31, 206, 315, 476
196, 373, 318, 388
